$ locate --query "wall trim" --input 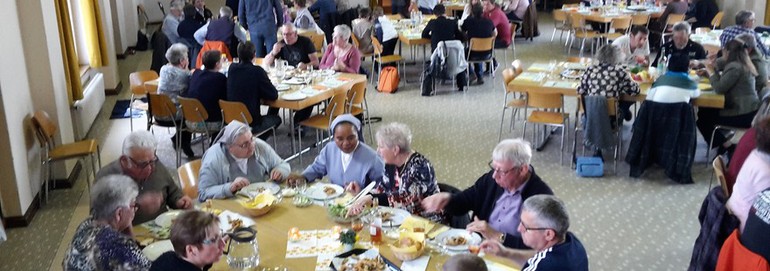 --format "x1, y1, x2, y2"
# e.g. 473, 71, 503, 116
51, 161, 82, 189
105, 81, 122, 96
116, 46, 136, 60
3, 193, 39, 228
